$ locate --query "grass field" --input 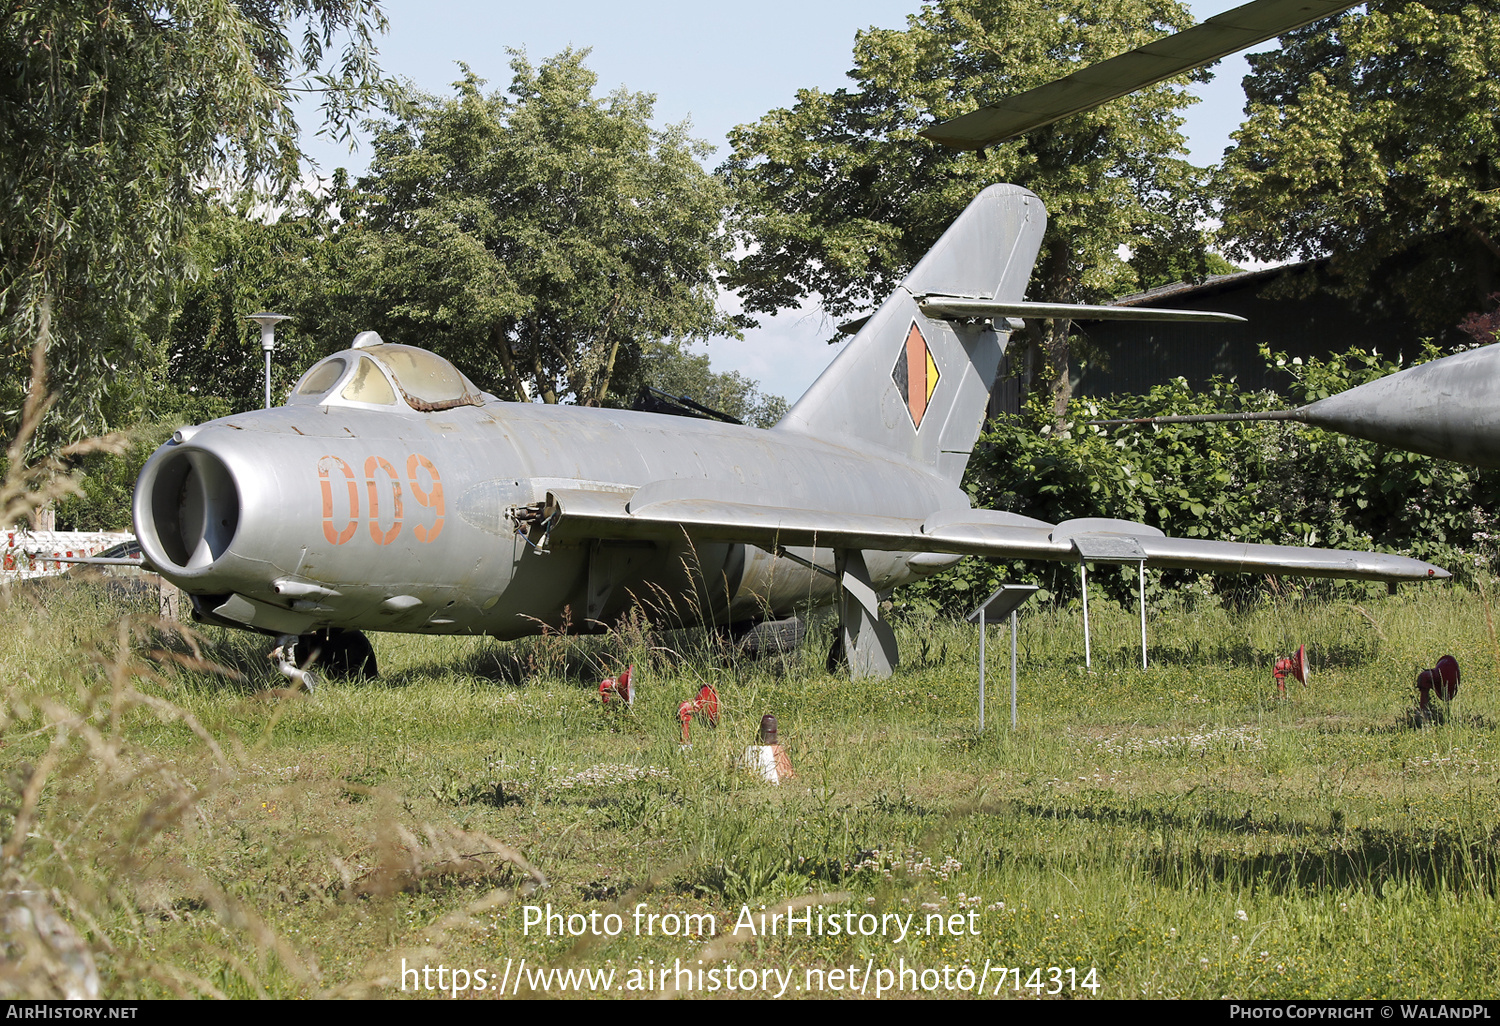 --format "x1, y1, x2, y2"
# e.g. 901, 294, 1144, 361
3, 574, 1498, 1000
